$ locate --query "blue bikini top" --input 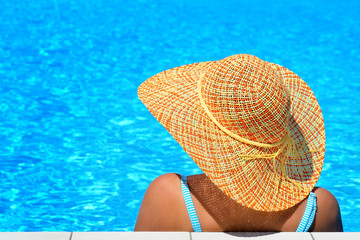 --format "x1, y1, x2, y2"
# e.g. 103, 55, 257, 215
181, 175, 316, 232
